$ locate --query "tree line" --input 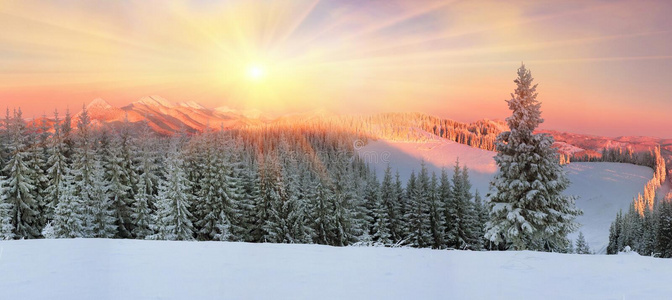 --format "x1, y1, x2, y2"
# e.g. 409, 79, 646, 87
607, 148, 671, 256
